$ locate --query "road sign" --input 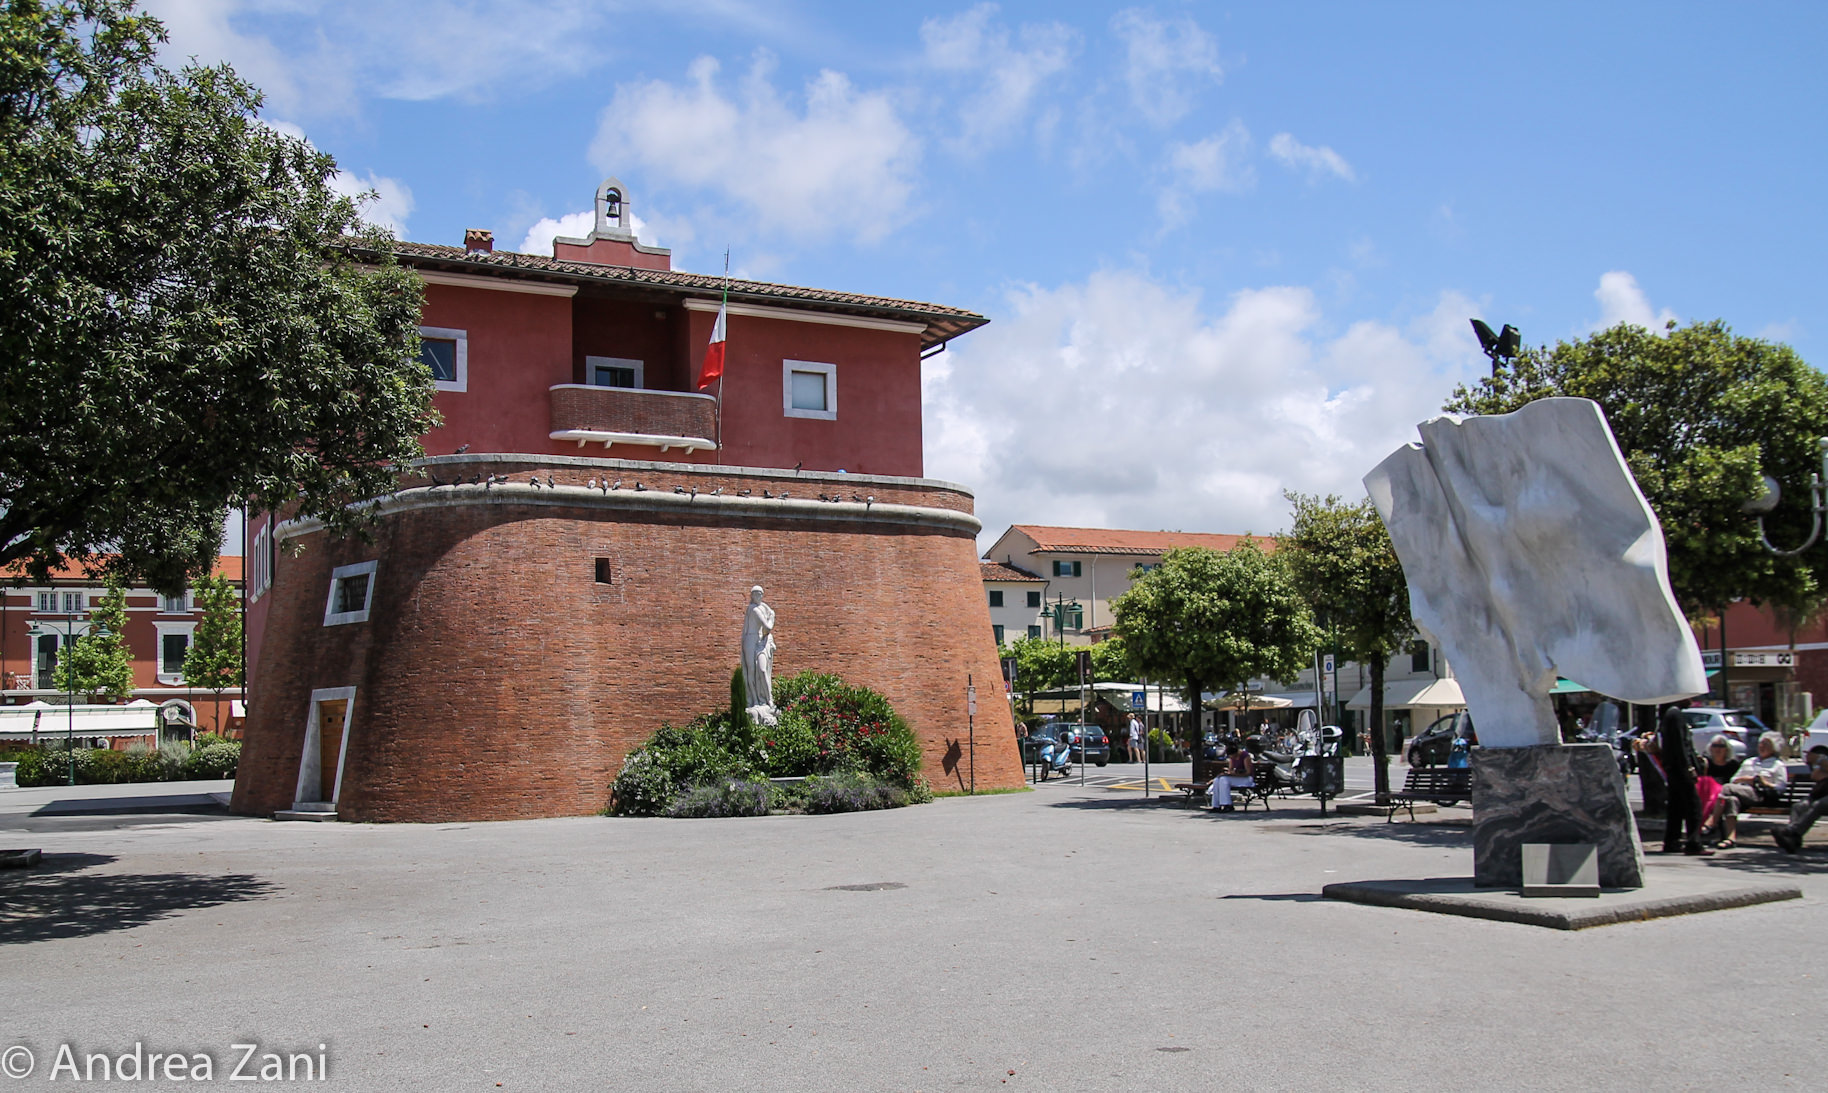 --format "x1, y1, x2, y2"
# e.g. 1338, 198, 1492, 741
1076, 649, 1091, 681
967, 685, 978, 715
1322, 654, 1335, 675
1130, 691, 1146, 711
